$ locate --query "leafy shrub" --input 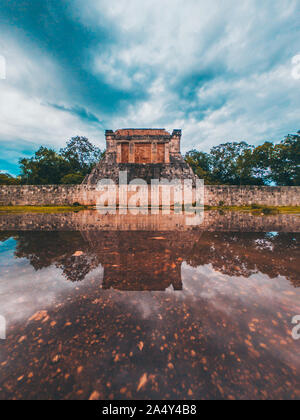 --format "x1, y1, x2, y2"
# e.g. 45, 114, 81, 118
61, 173, 84, 185
262, 207, 279, 215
